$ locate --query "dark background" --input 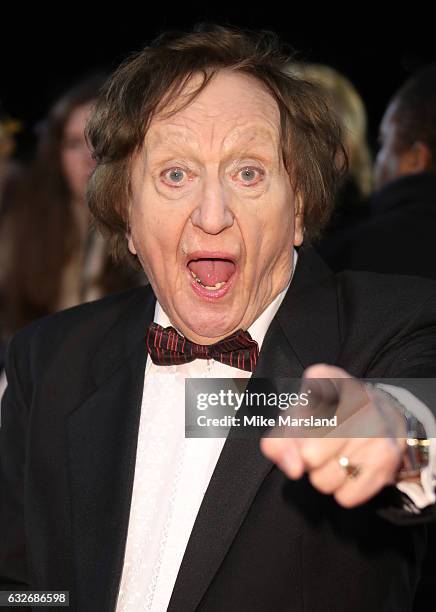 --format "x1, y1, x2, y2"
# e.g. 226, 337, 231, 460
2, 6, 435, 159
